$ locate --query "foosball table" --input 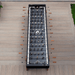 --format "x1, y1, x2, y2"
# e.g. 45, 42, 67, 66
26, 4, 49, 70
